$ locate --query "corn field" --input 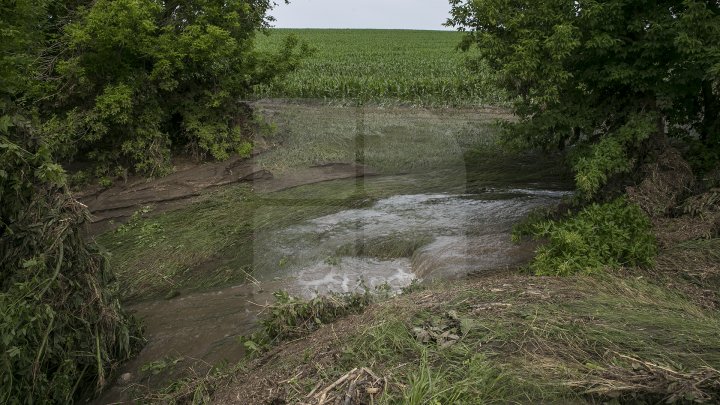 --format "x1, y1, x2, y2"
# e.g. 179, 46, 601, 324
253, 29, 505, 106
